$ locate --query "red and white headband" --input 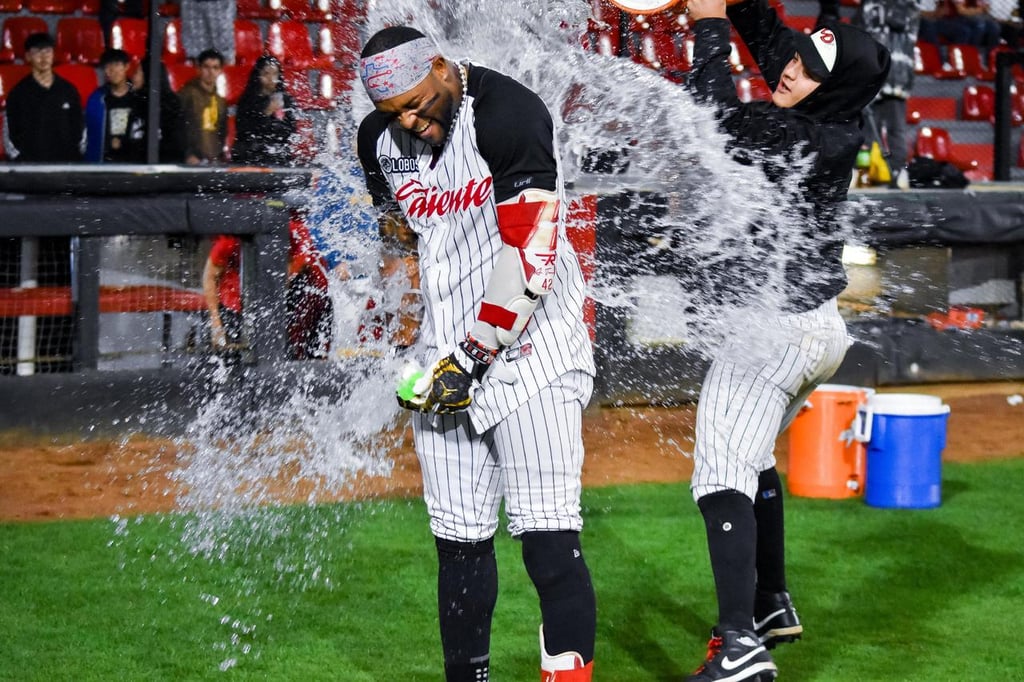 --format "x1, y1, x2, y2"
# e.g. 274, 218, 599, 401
359, 37, 440, 103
